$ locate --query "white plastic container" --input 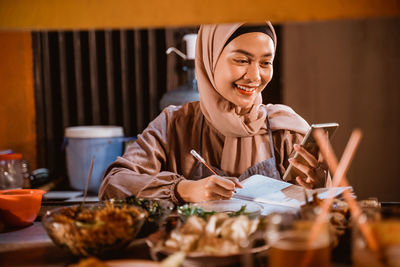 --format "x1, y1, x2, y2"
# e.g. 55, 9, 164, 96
64, 126, 125, 193
183, 34, 198, 60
